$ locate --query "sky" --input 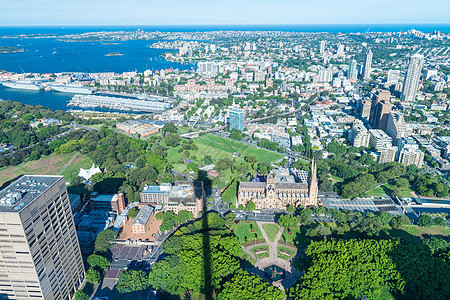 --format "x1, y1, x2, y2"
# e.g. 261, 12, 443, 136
0, 0, 449, 26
